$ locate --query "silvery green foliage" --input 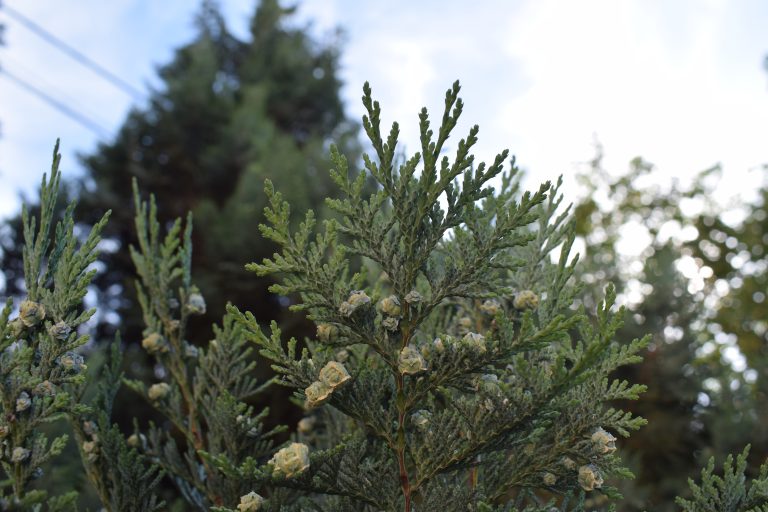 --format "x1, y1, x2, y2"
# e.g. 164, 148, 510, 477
230, 82, 649, 511
0, 141, 109, 510
676, 446, 768, 512
125, 183, 284, 510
